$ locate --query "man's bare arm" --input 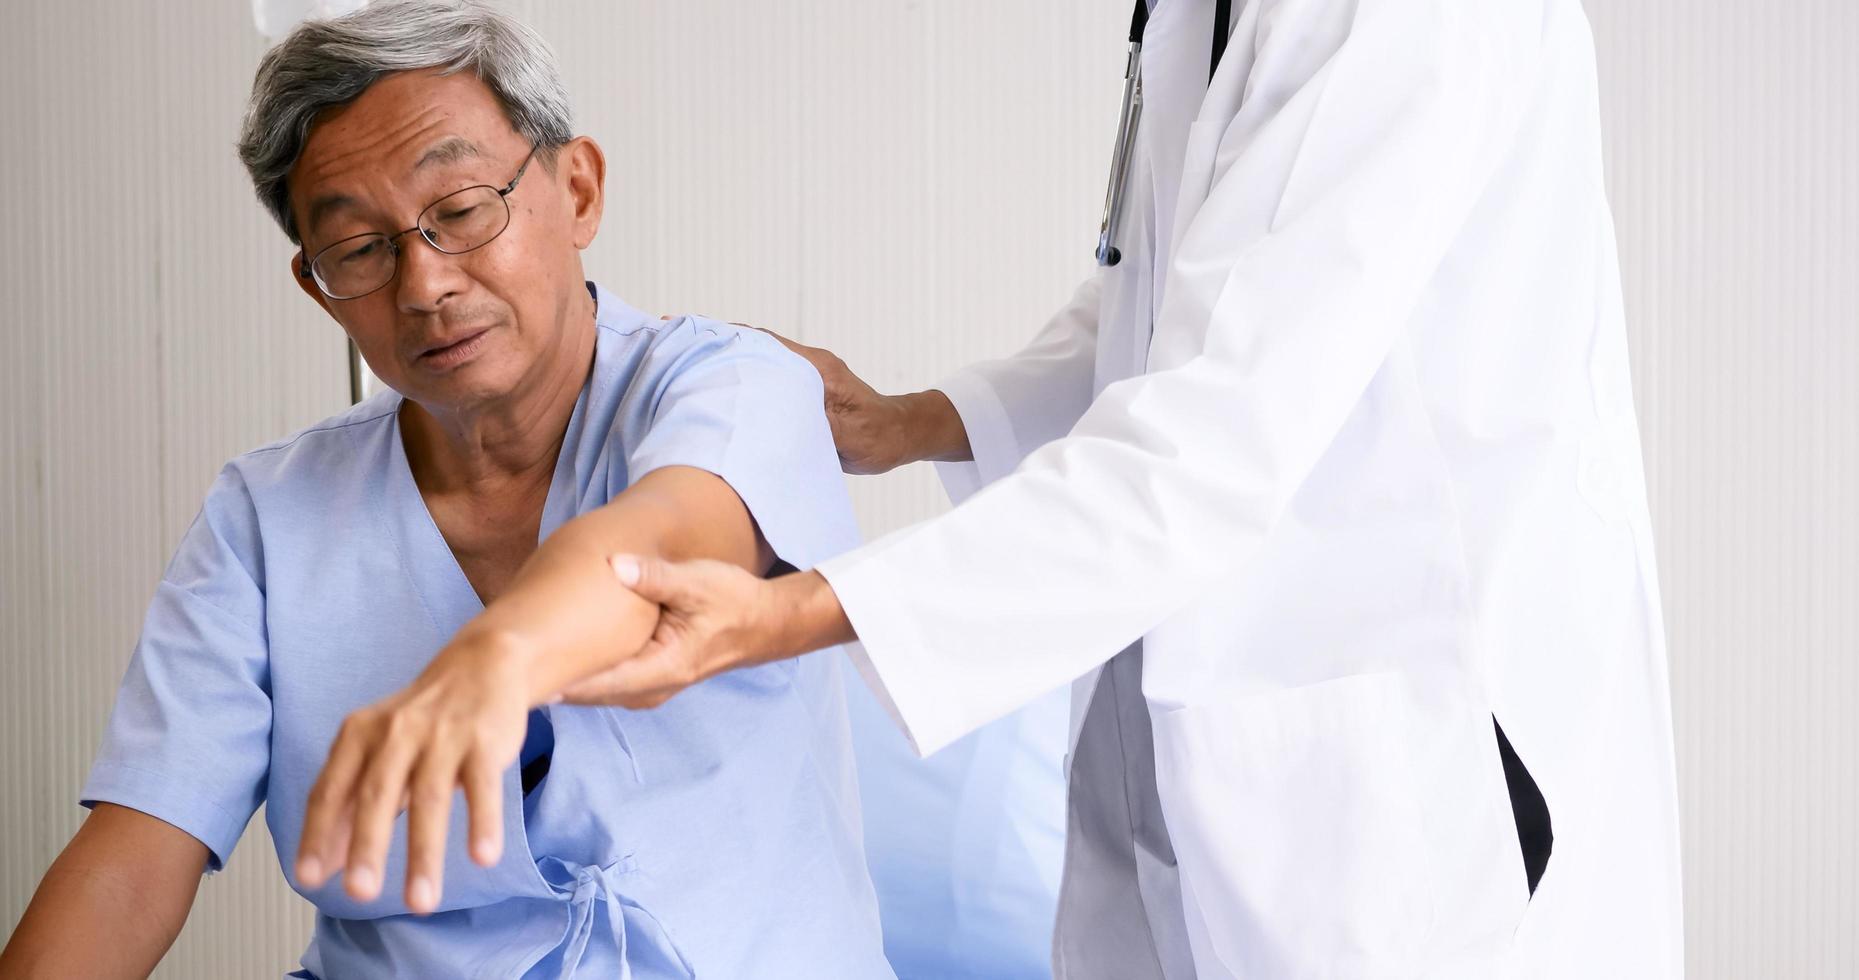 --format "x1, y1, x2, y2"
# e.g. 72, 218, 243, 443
466, 463, 773, 705
293, 464, 770, 914
1, 804, 207, 978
